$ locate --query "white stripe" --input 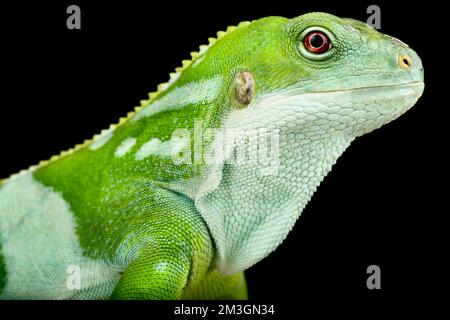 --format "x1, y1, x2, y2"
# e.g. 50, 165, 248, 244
135, 137, 189, 161
89, 128, 114, 150
114, 137, 136, 158
135, 138, 161, 160
131, 76, 223, 122
0, 174, 120, 299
